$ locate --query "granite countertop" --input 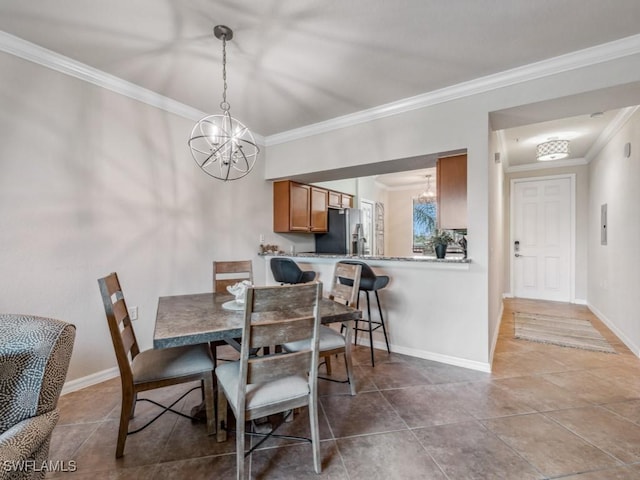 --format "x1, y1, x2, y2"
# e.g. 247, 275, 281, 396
258, 252, 471, 264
